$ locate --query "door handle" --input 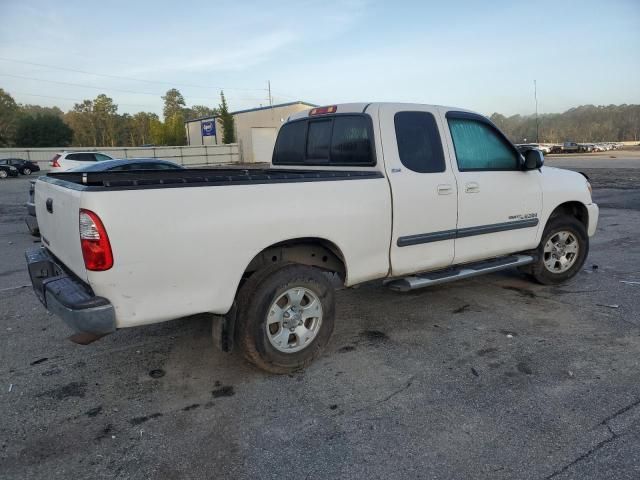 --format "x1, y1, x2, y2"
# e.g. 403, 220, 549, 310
437, 184, 453, 195
465, 182, 480, 193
